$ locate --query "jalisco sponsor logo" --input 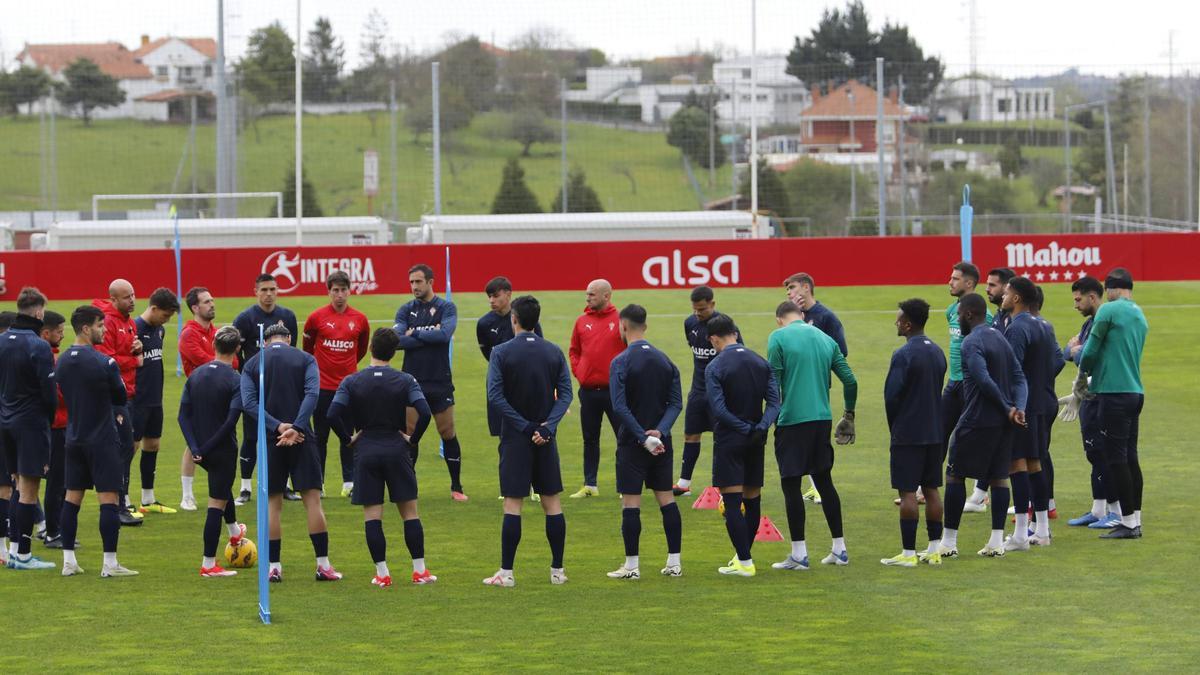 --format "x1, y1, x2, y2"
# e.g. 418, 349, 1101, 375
1005, 241, 1101, 269
261, 251, 379, 294
642, 250, 740, 287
